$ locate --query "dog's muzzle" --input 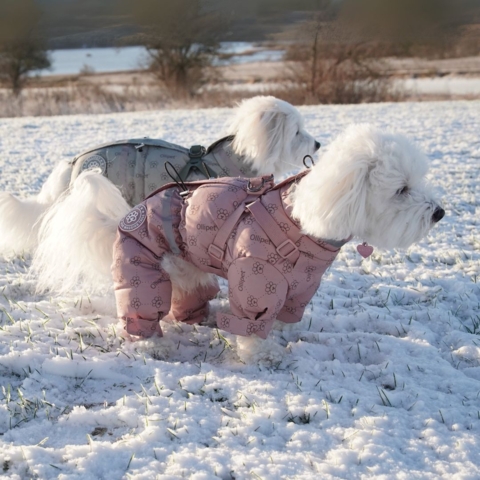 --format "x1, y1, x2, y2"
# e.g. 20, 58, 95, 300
314, 141, 321, 151
432, 207, 445, 223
